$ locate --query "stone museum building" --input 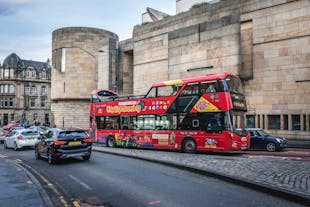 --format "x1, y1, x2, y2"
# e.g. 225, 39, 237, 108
51, 0, 309, 140
0, 53, 51, 126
